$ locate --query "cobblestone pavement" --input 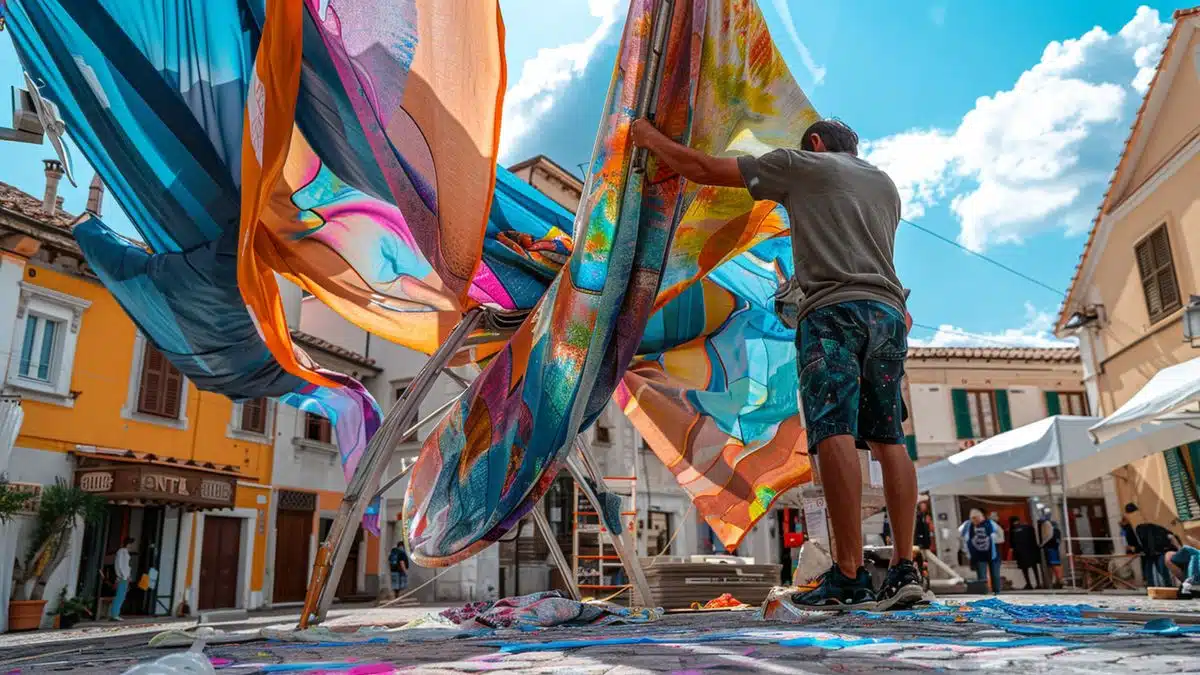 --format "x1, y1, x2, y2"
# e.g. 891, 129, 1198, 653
2, 594, 1197, 674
